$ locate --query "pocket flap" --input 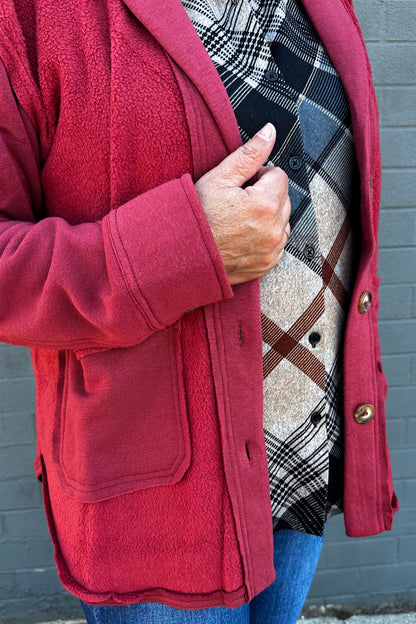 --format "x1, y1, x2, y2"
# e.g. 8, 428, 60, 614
53, 321, 191, 502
